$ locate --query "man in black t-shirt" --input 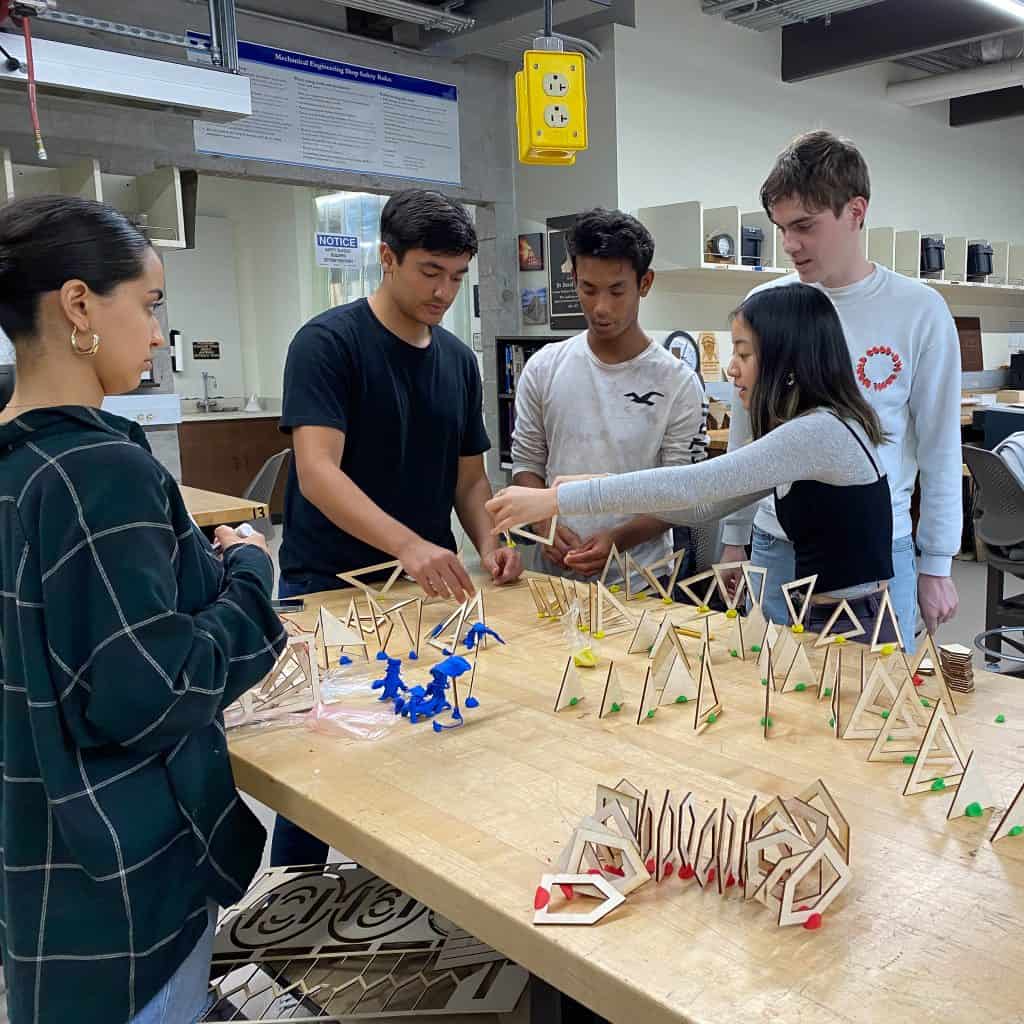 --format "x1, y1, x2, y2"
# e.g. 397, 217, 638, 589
273, 189, 522, 866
